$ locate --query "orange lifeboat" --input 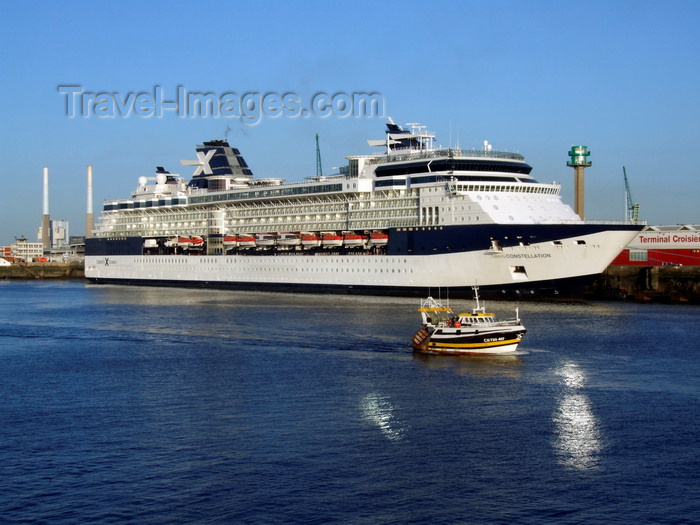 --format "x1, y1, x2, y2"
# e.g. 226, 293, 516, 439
301, 233, 321, 249
343, 232, 366, 248
235, 234, 256, 248
321, 233, 343, 248
369, 232, 389, 245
